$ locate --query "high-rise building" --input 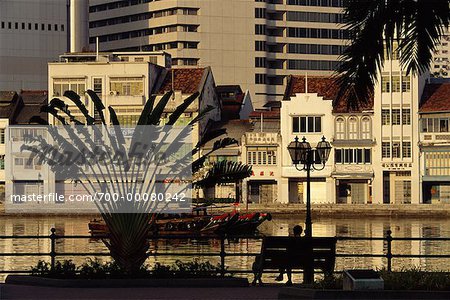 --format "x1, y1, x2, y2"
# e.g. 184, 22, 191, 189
0, 0, 90, 91
0, 0, 68, 90
88, 0, 347, 108
432, 27, 450, 78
